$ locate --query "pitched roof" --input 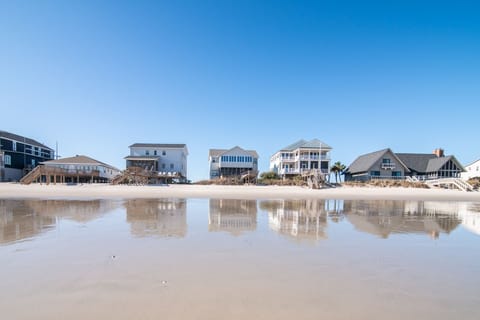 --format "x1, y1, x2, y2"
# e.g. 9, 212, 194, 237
129, 143, 187, 148
396, 153, 437, 173
280, 139, 332, 151
41, 155, 120, 171
208, 146, 259, 158
0, 130, 53, 150
346, 149, 410, 174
